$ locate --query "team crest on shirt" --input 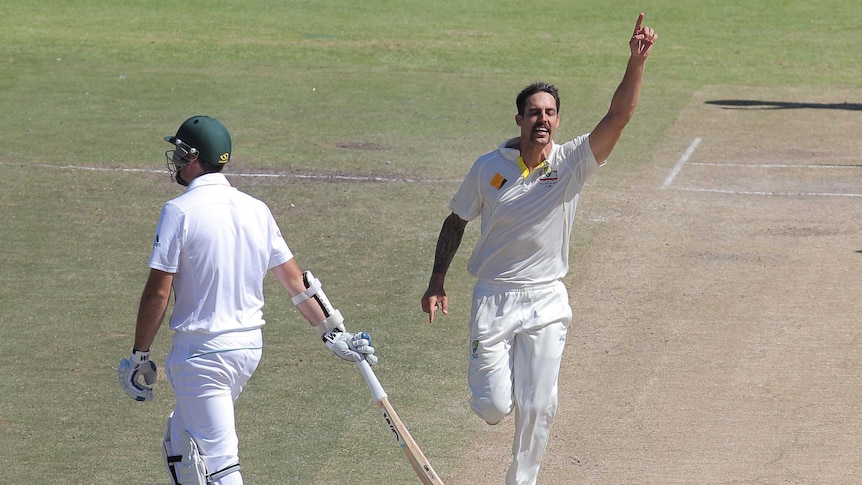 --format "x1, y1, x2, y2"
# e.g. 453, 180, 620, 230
471, 339, 479, 359
153, 234, 161, 248
538, 165, 558, 188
